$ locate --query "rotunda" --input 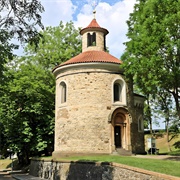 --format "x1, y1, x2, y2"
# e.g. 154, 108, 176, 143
52, 15, 146, 157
